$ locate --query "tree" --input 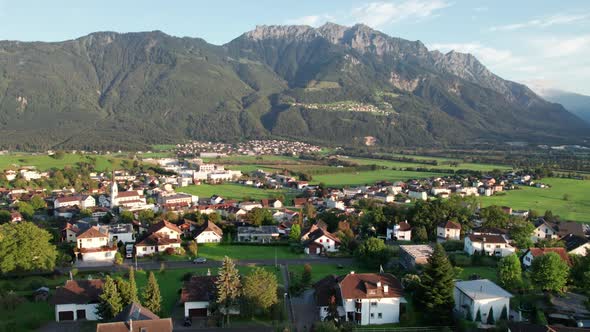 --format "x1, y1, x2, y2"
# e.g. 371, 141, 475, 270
216, 256, 241, 325
570, 250, 590, 293
242, 267, 278, 313
475, 308, 482, 322
500, 305, 508, 320
116, 278, 134, 307
30, 195, 46, 210
314, 321, 339, 332
128, 267, 139, 304
480, 206, 509, 228
187, 240, 198, 257
289, 224, 301, 242
355, 237, 390, 268
304, 203, 316, 220
96, 276, 122, 320
301, 264, 312, 288
120, 211, 135, 223
114, 252, 123, 265
0, 222, 57, 273
326, 295, 339, 322
498, 254, 522, 289
246, 208, 274, 226
143, 272, 162, 314
418, 244, 455, 323
530, 252, 569, 293
16, 202, 34, 220
0, 210, 10, 224
487, 307, 495, 325
510, 219, 534, 249
413, 226, 428, 242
